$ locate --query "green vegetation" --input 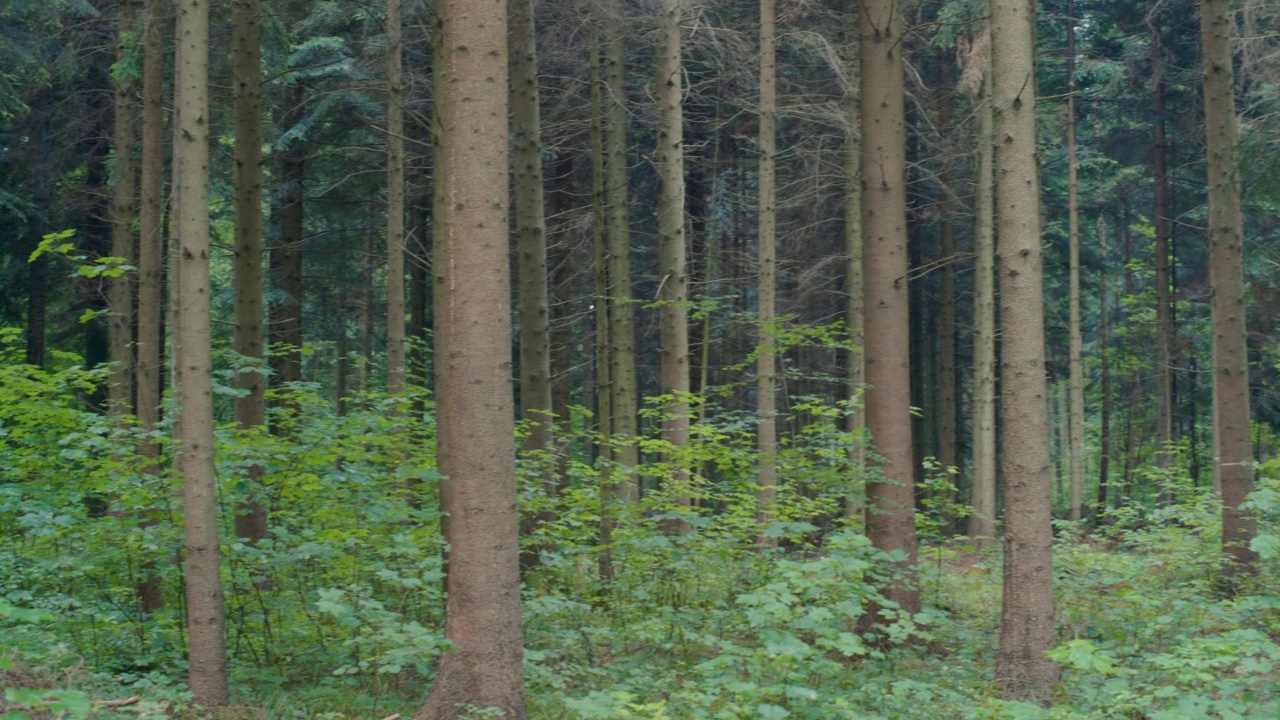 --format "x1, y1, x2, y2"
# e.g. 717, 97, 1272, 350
2, 339, 1276, 718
